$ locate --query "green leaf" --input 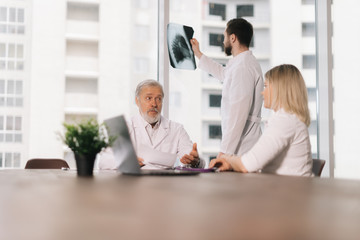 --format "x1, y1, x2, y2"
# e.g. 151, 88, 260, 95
58, 118, 117, 158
